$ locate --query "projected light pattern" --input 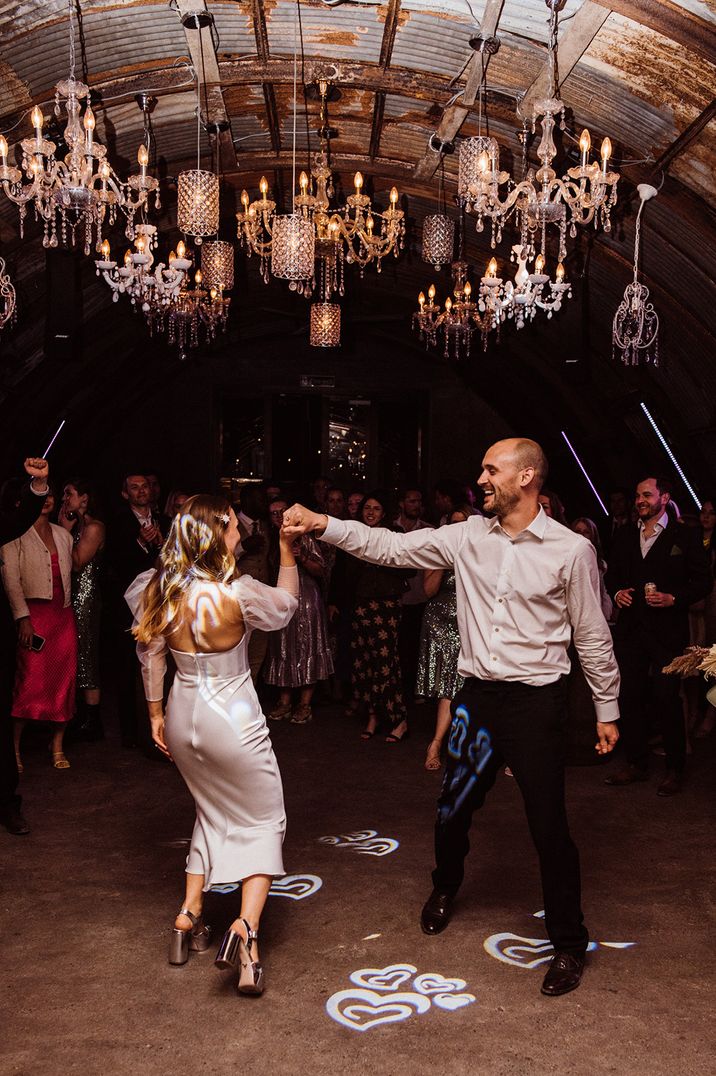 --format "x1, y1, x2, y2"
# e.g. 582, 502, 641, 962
439, 705, 493, 823
560, 431, 609, 517
484, 912, 636, 969
318, 830, 399, 856
326, 964, 476, 1032
639, 402, 702, 510
209, 873, 323, 900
